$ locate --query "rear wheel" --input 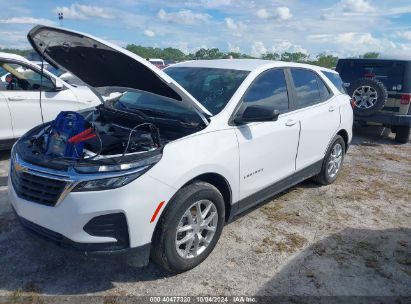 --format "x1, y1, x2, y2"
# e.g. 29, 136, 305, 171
313, 135, 346, 185
151, 181, 225, 273
394, 126, 410, 144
